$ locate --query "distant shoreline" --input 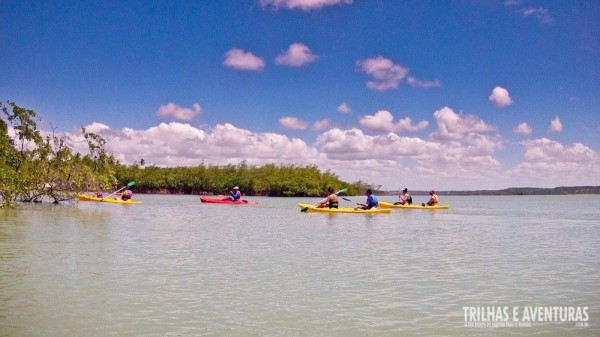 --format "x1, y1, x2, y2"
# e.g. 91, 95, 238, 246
379, 186, 600, 196
131, 186, 600, 196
